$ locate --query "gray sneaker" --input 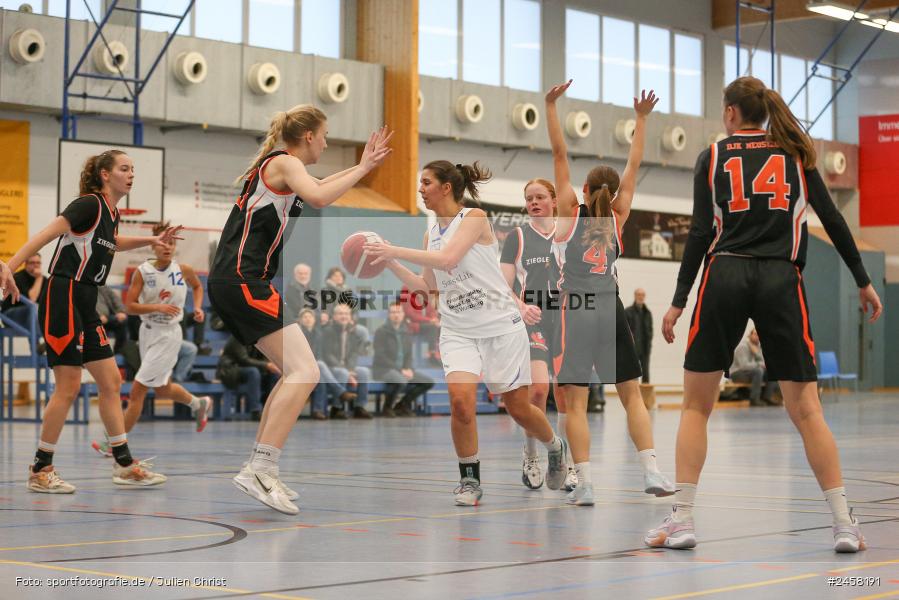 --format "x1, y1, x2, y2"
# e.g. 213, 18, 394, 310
833, 511, 866, 553
566, 482, 595, 506
644, 471, 676, 497
545, 438, 568, 490
453, 478, 483, 506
